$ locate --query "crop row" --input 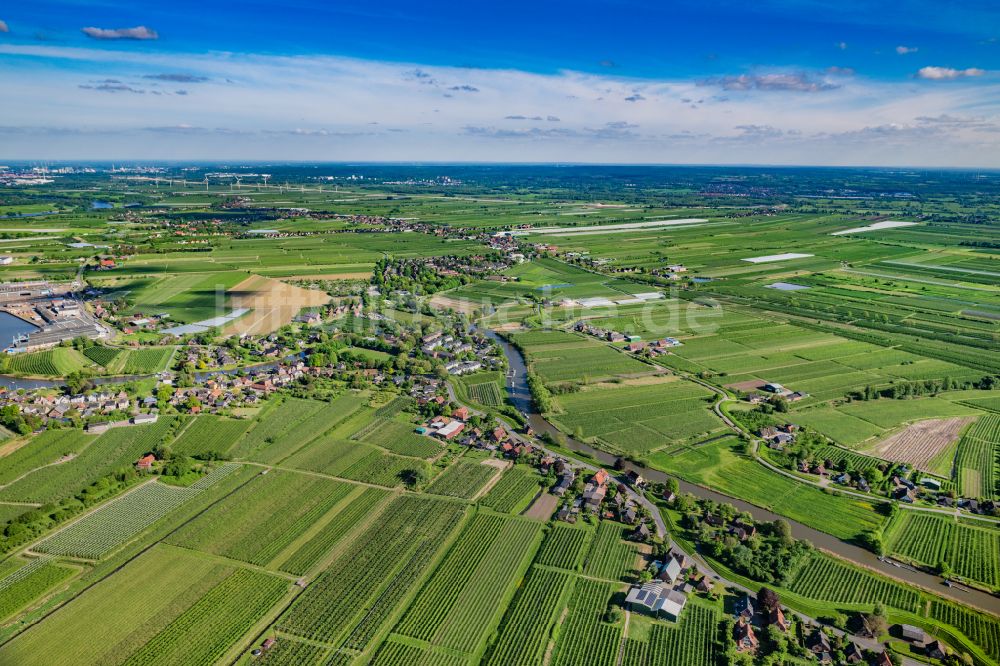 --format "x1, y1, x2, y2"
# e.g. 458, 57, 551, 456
468, 381, 504, 407
956, 417, 998, 500
622, 604, 721, 666
551, 577, 623, 666
485, 567, 572, 666
930, 601, 1000, 664
583, 521, 638, 582
0, 417, 182, 504
4, 351, 60, 376
120, 347, 174, 374
786, 553, 922, 612
250, 394, 366, 465
121, 568, 288, 666
362, 420, 442, 458
370, 641, 467, 666
168, 470, 353, 567
0, 429, 94, 487
479, 466, 540, 513
35, 483, 194, 559
256, 638, 330, 665
279, 487, 390, 576
35, 464, 238, 560
426, 460, 498, 499
340, 450, 427, 487
170, 416, 251, 457
277, 495, 465, 644
395, 513, 540, 654
887, 512, 999, 587
81, 345, 122, 367
232, 398, 325, 459
0, 558, 74, 621
535, 523, 592, 571
813, 445, 882, 473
